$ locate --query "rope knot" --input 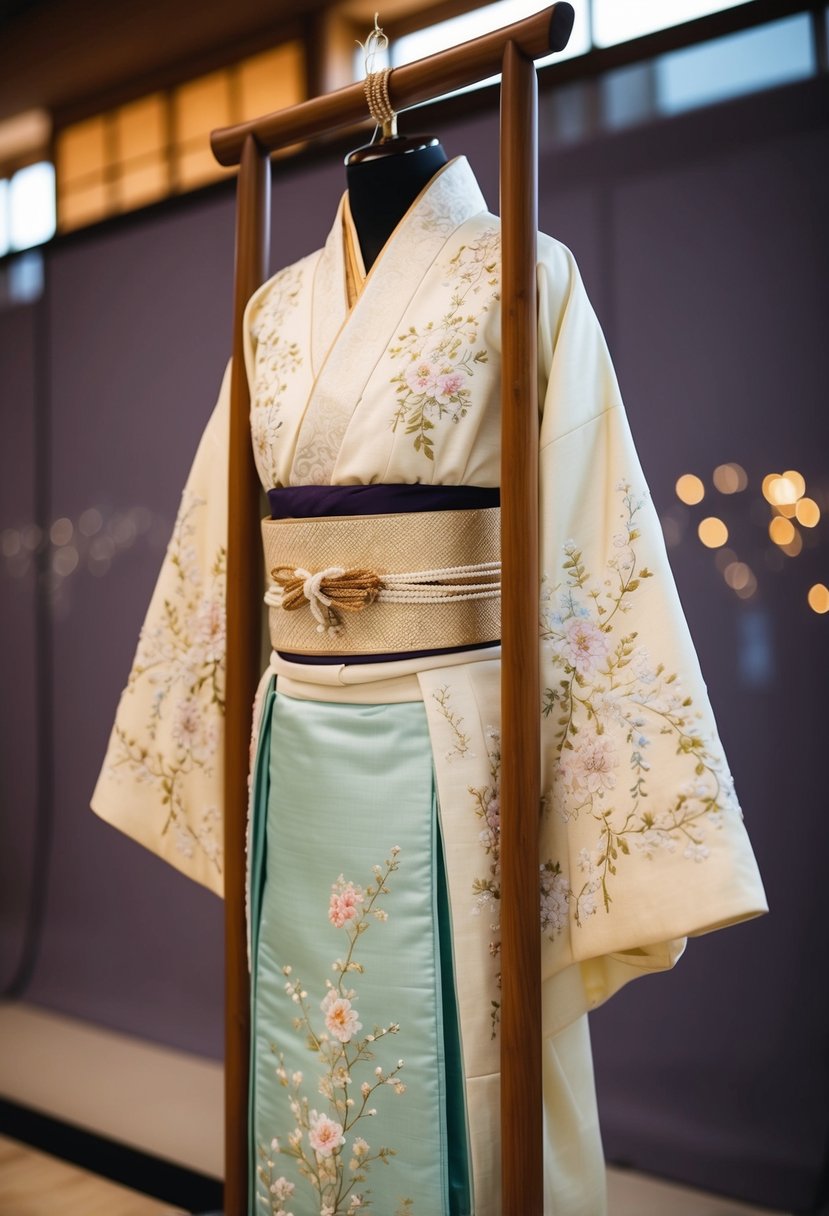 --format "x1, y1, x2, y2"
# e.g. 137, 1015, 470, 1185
271, 565, 382, 634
